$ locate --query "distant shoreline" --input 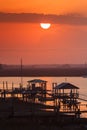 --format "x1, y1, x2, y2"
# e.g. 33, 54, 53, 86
0, 67, 87, 77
